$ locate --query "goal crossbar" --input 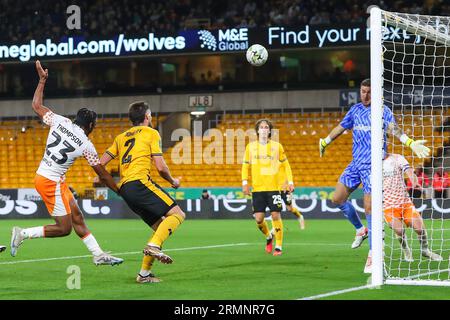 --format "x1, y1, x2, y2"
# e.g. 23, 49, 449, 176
382, 11, 450, 46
